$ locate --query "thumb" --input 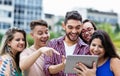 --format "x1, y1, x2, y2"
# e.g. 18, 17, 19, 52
93, 62, 97, 70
